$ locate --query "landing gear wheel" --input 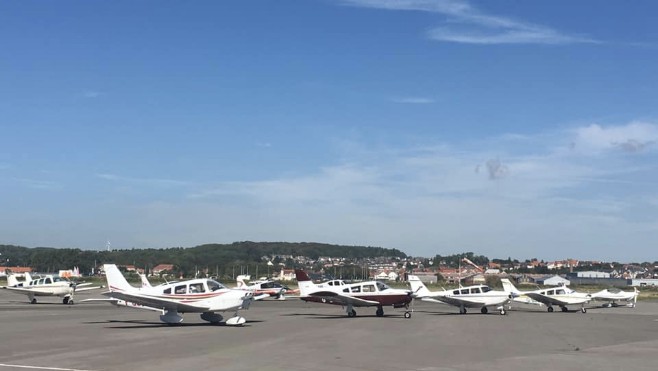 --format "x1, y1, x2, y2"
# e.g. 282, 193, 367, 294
30, 298, 37, 304
561, 306, 568, 312
500, 309, 506, 315
581, 307, 587, 313
376, 307, 384, 317
63, 297, 69, 305
480, 307, 488, 314
459, 307, 467, 314
404, 311, 411, 319
347, 309, 357, 317
547, 306, 554, 313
